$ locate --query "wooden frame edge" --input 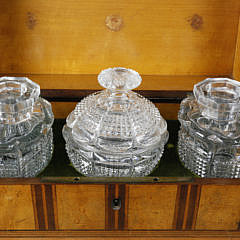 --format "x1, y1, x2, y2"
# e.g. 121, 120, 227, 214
233, 16, 240, 80
0, 230, 239, 238
0, 177, 240, 185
